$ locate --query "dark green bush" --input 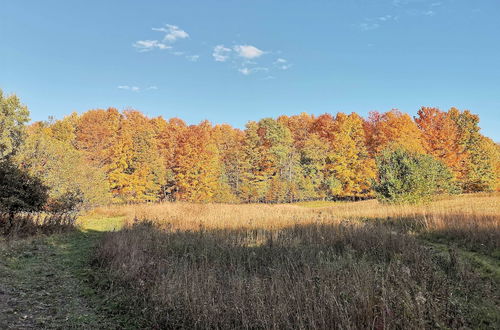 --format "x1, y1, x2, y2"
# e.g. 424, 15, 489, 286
0, 159, 48, 214
373, 147, 458, 204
